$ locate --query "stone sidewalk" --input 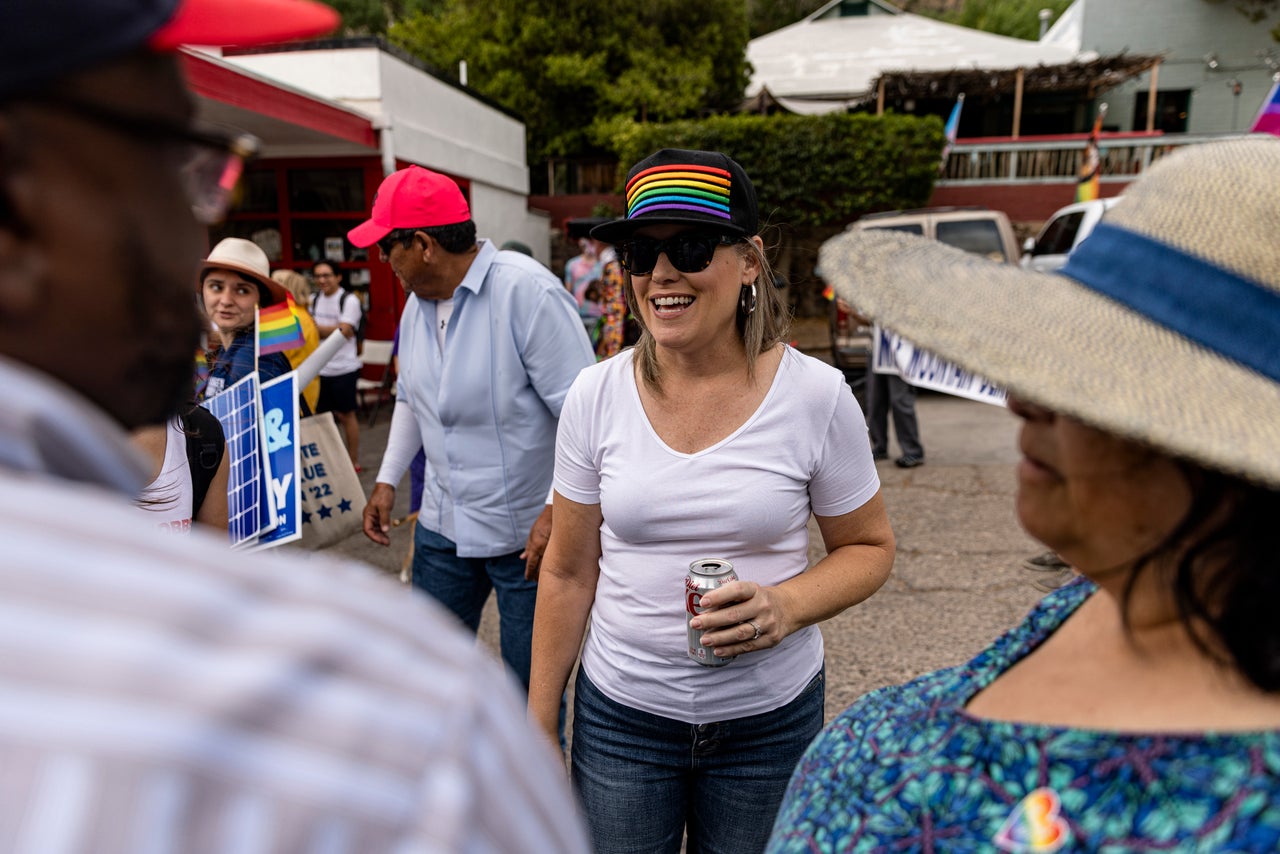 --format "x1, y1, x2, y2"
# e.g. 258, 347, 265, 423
318, 328, 1046, 722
